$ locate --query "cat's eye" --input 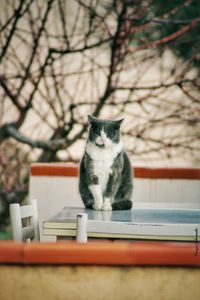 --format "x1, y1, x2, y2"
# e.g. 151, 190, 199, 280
109, 128, 118, 137
92, 123, 100, 132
